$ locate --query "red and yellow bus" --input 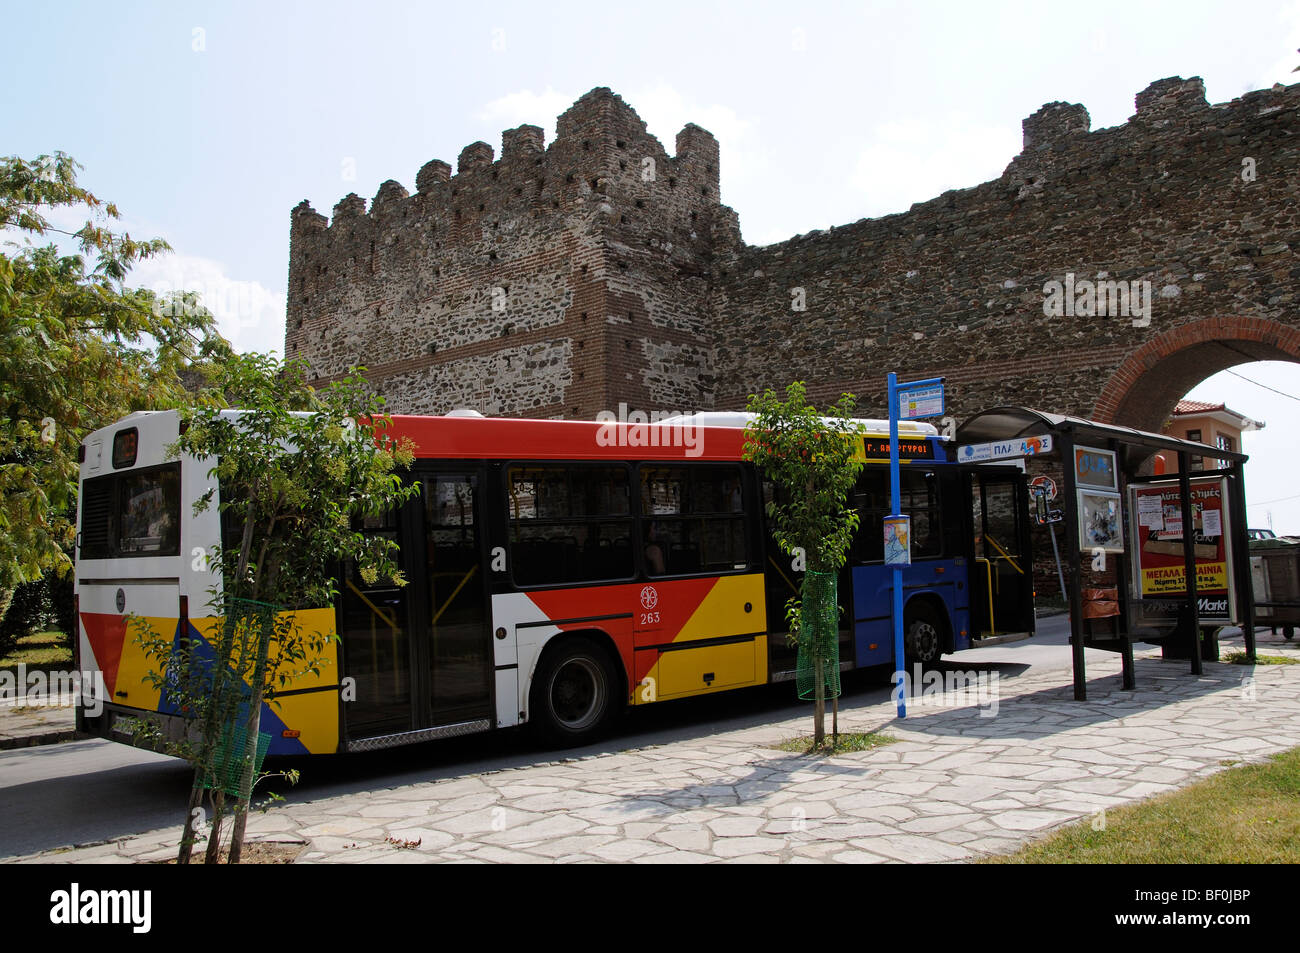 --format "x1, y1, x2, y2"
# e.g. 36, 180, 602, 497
75, 409, 1033, 753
